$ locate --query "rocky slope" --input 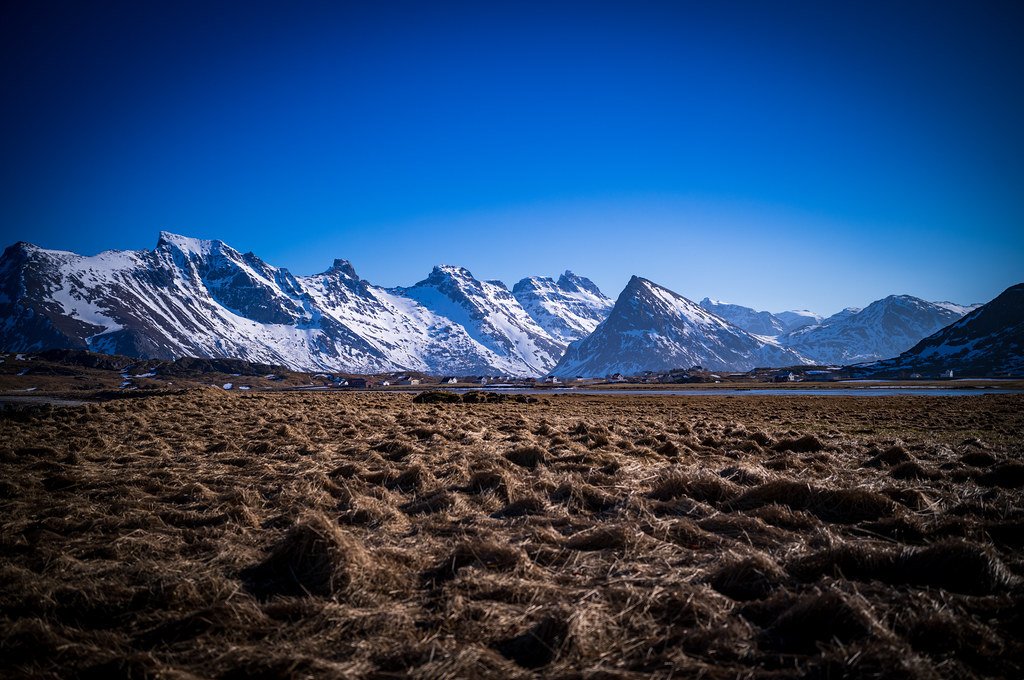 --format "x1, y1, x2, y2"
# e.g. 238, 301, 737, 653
393, 265, 566, 375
